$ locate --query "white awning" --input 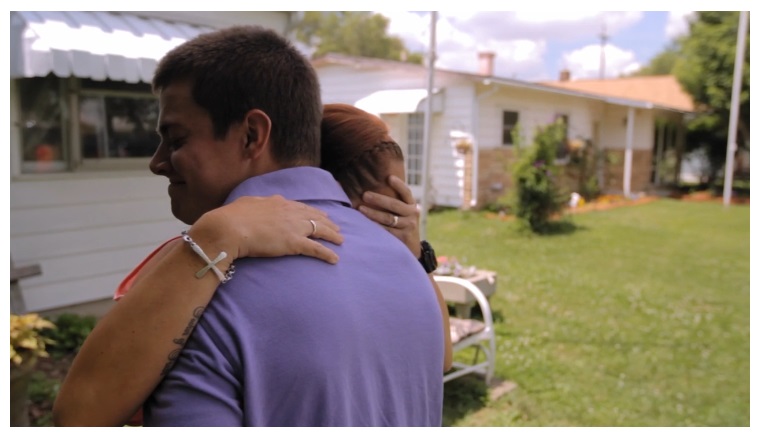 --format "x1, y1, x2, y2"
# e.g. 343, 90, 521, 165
10, 11, 215, 83
354, 89, 443, 115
